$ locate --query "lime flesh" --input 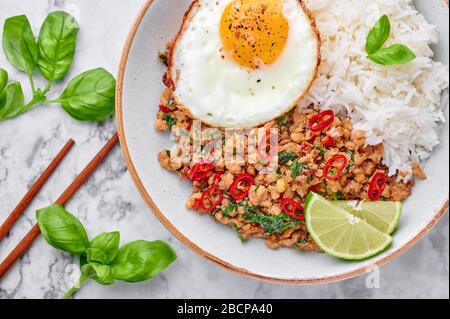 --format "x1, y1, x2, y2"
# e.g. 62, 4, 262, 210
305, 193, 393, 261
332, 201, 402, 234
